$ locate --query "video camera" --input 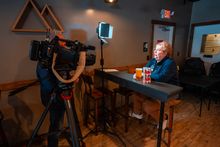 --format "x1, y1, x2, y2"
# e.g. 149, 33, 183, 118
29, 36, 96, 70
